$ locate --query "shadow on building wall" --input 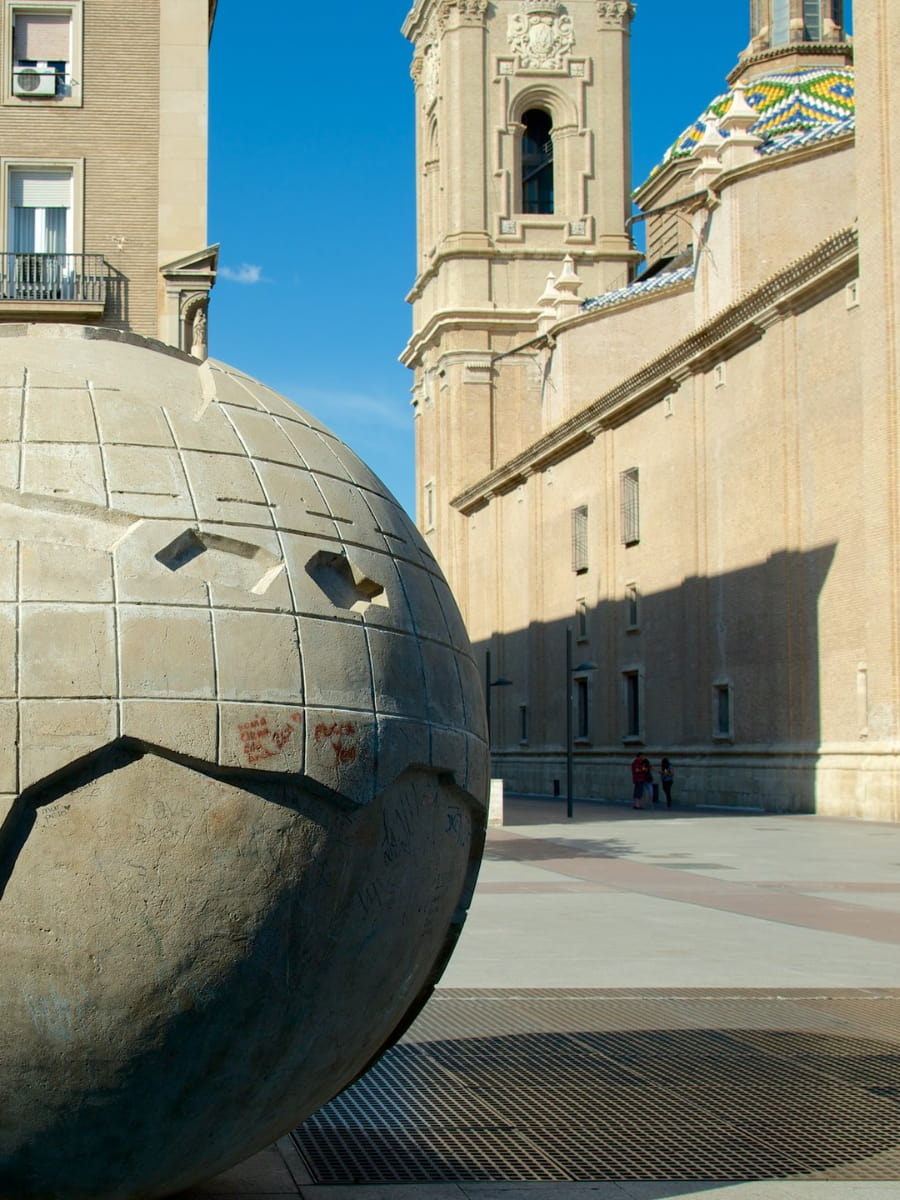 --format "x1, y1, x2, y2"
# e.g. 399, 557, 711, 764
479, 545, 837, 814
105, 266, 129, 331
